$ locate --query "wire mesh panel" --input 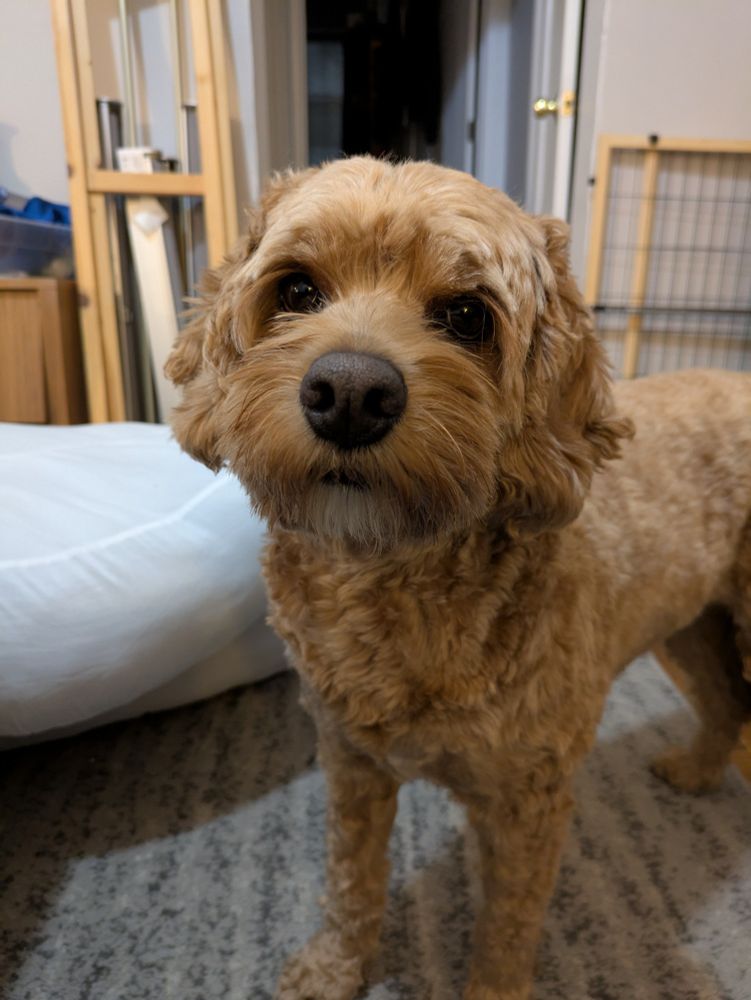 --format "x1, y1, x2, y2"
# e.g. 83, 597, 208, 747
586, 138, 751, 378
